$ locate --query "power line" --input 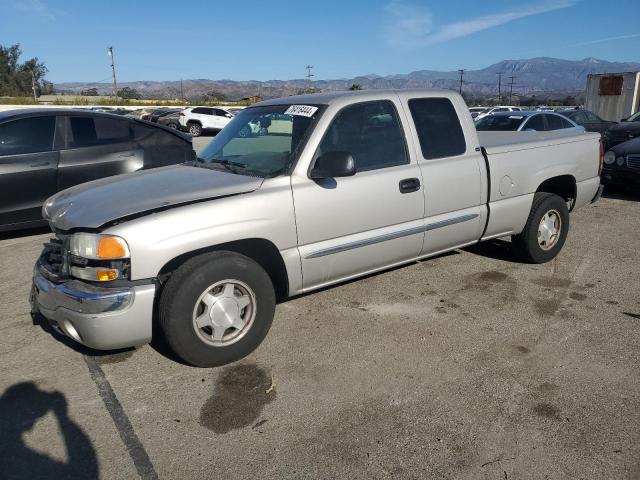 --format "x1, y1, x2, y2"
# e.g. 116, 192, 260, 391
458, 69, 465, 95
